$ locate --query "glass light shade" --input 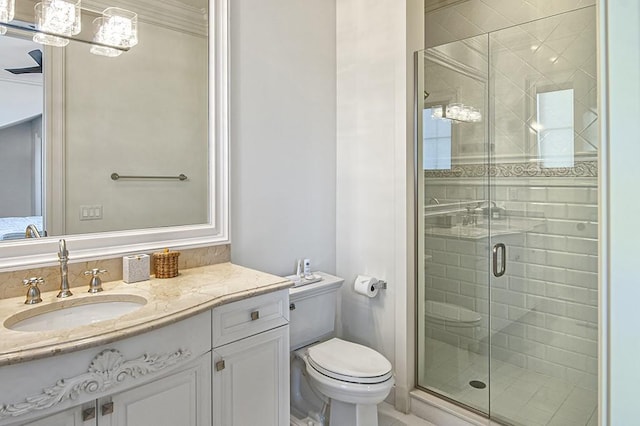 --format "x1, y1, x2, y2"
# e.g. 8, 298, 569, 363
90, 17, 122, 57
33, 32, 69, 46
469, 107, 482, 123
0, 0, 14, 23
34, 0, 81, 37
100, 7, 137, 48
